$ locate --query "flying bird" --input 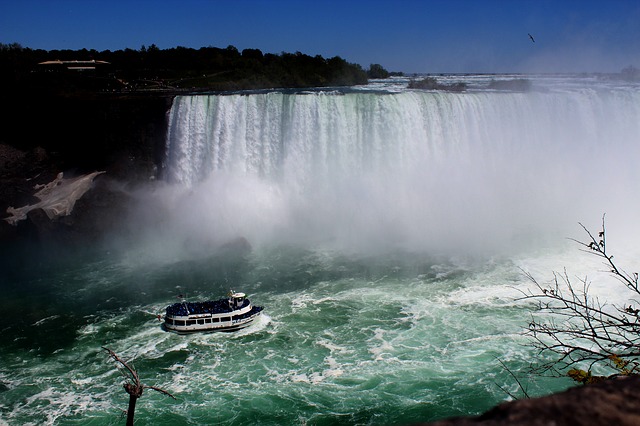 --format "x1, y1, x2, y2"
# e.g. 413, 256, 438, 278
528, 33, 535, 43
